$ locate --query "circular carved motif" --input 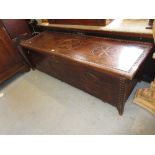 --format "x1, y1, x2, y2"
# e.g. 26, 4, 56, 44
57, 38, 82, 51
91, 45, 117, 58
